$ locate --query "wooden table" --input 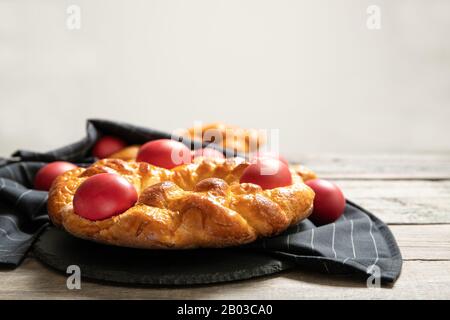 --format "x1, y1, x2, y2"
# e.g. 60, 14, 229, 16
1, 153, 449, 299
